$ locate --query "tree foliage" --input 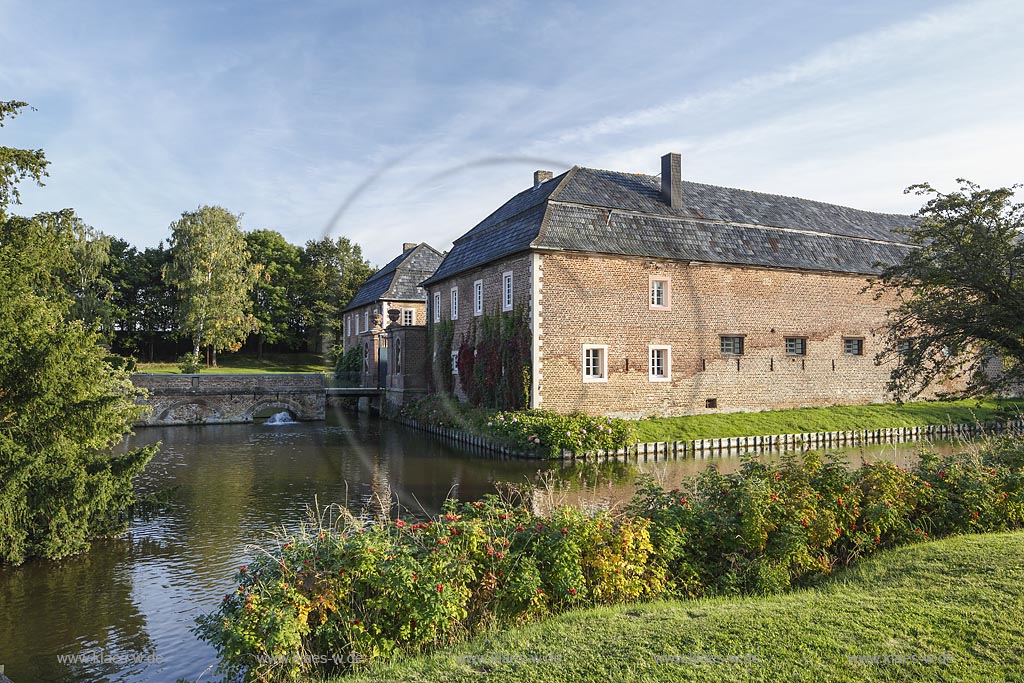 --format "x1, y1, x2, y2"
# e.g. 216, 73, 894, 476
0, 100, 48, 212
871, 179, 1024, 398
66, 217, 115, 335
164, 206, 260, 364
104, 239, 175, 361
245, 229, 304, 357
301, 236, 375, 349
0, 212, 155, 566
